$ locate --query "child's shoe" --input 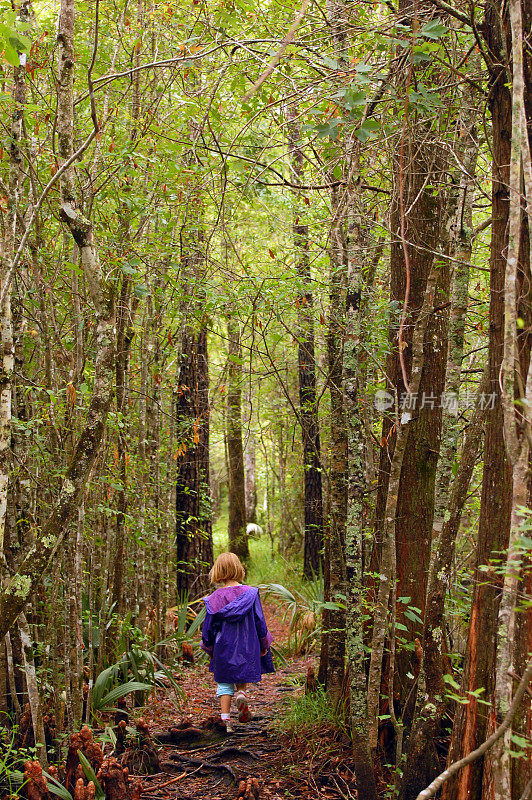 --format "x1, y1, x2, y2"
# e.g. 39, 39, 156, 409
234, 691, 251, 723
221, 715, 233, 733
